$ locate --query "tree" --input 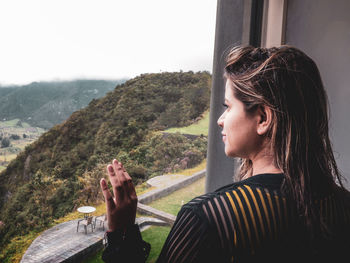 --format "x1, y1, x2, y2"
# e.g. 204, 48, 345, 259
16, 120, 23, 127
10, 134, 20, 140
1, 138, 10, 148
